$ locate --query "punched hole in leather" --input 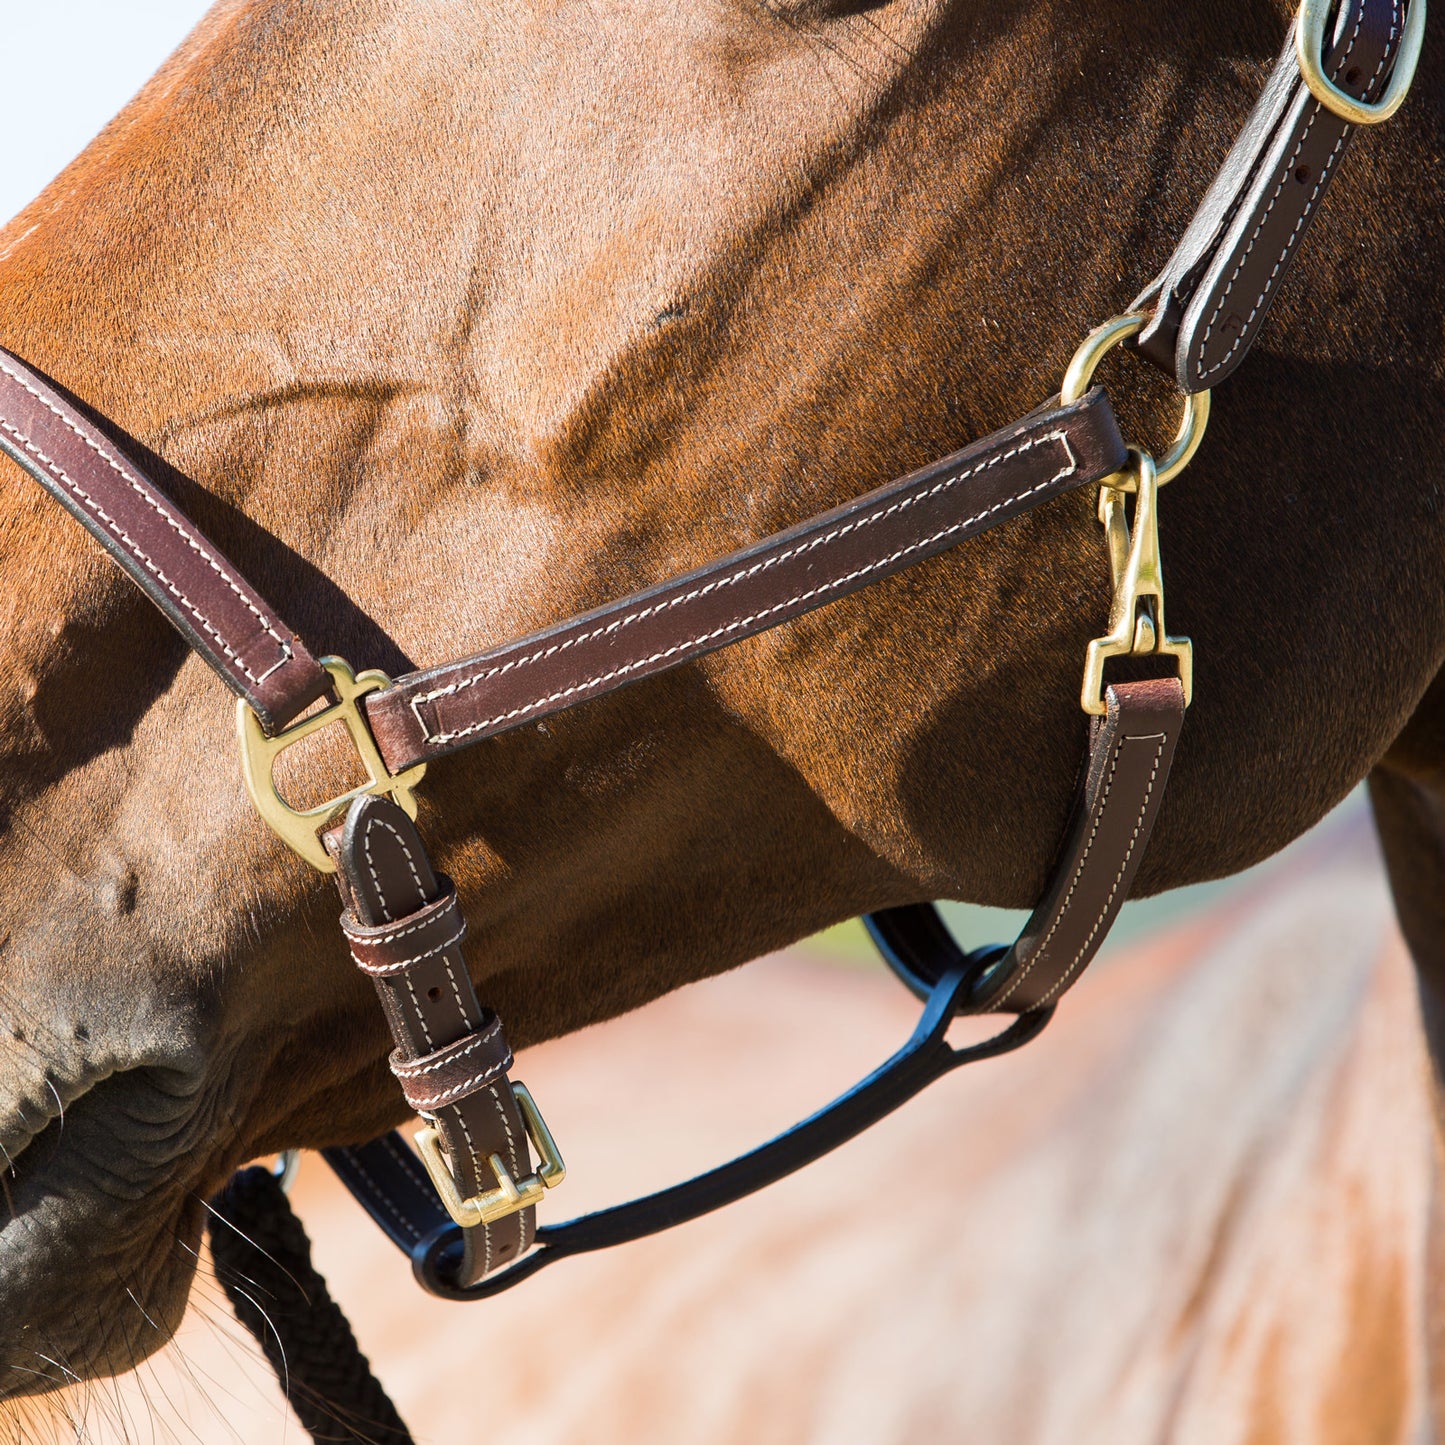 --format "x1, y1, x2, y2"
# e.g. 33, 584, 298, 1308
324, 795, 536, 1286
1132, 0, 1410, 390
